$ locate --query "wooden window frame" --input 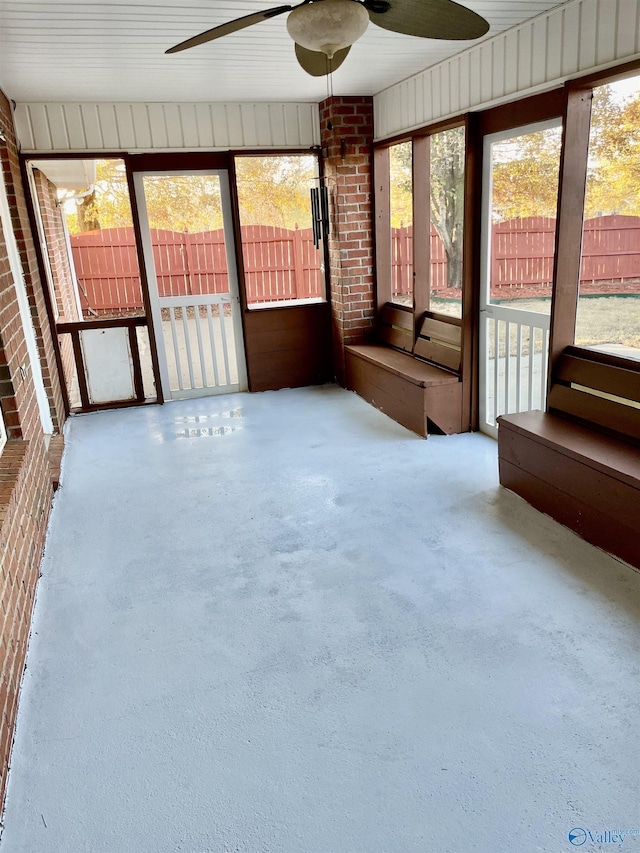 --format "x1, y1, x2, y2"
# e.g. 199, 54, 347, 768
374, 118, 470, 323
373, 118, 474, 428
232, 150, 327, 313
547, 85, 593, 382
550, 64, 640, 381
373, 61, 640, 431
